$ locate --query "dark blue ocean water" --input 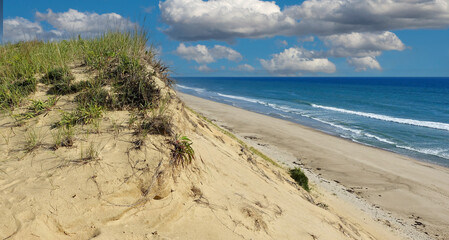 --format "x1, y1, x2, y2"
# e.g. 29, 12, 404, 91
174, 77, 449, 167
